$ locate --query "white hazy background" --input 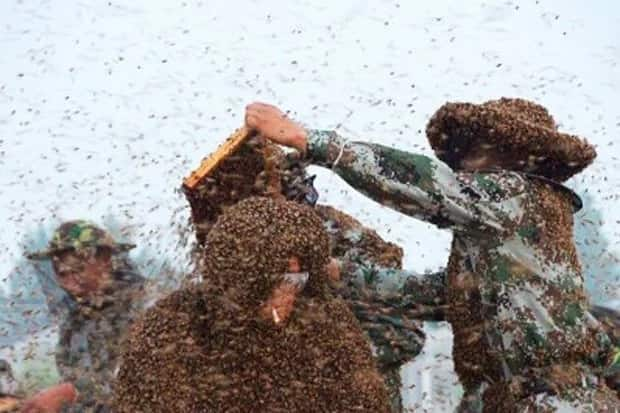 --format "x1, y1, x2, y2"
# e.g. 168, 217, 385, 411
1, 1, 619, 411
